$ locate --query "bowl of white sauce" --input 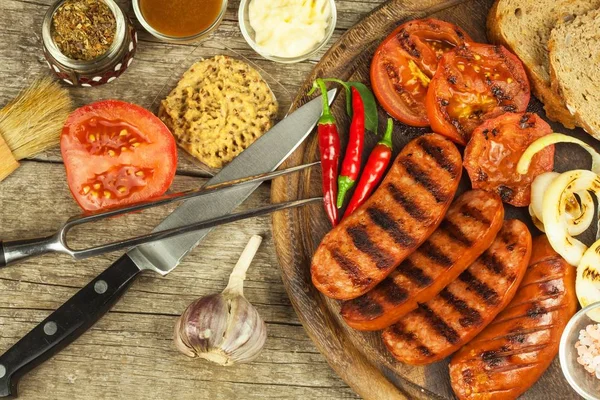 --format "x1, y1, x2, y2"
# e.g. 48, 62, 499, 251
239, 0, 337, 63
